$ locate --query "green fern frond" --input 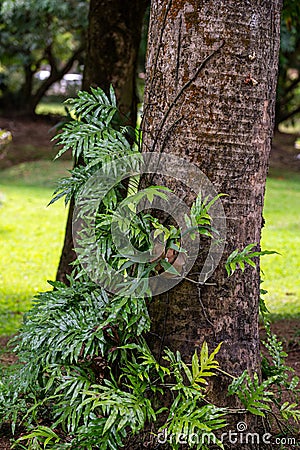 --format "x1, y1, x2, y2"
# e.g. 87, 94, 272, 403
280, 402, 300, 423
161, 397, 226, 450
53, 86, 120, 161
12, 426, 61, 449
225, 244, 279, 276
228, 371, 277, 417
180, 342, 222, 387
